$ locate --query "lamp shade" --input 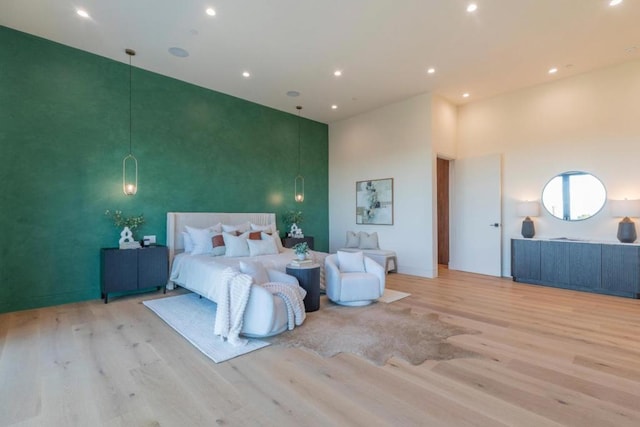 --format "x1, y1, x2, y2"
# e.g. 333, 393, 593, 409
610, 199, 640, 218
517, 201, 540, 218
